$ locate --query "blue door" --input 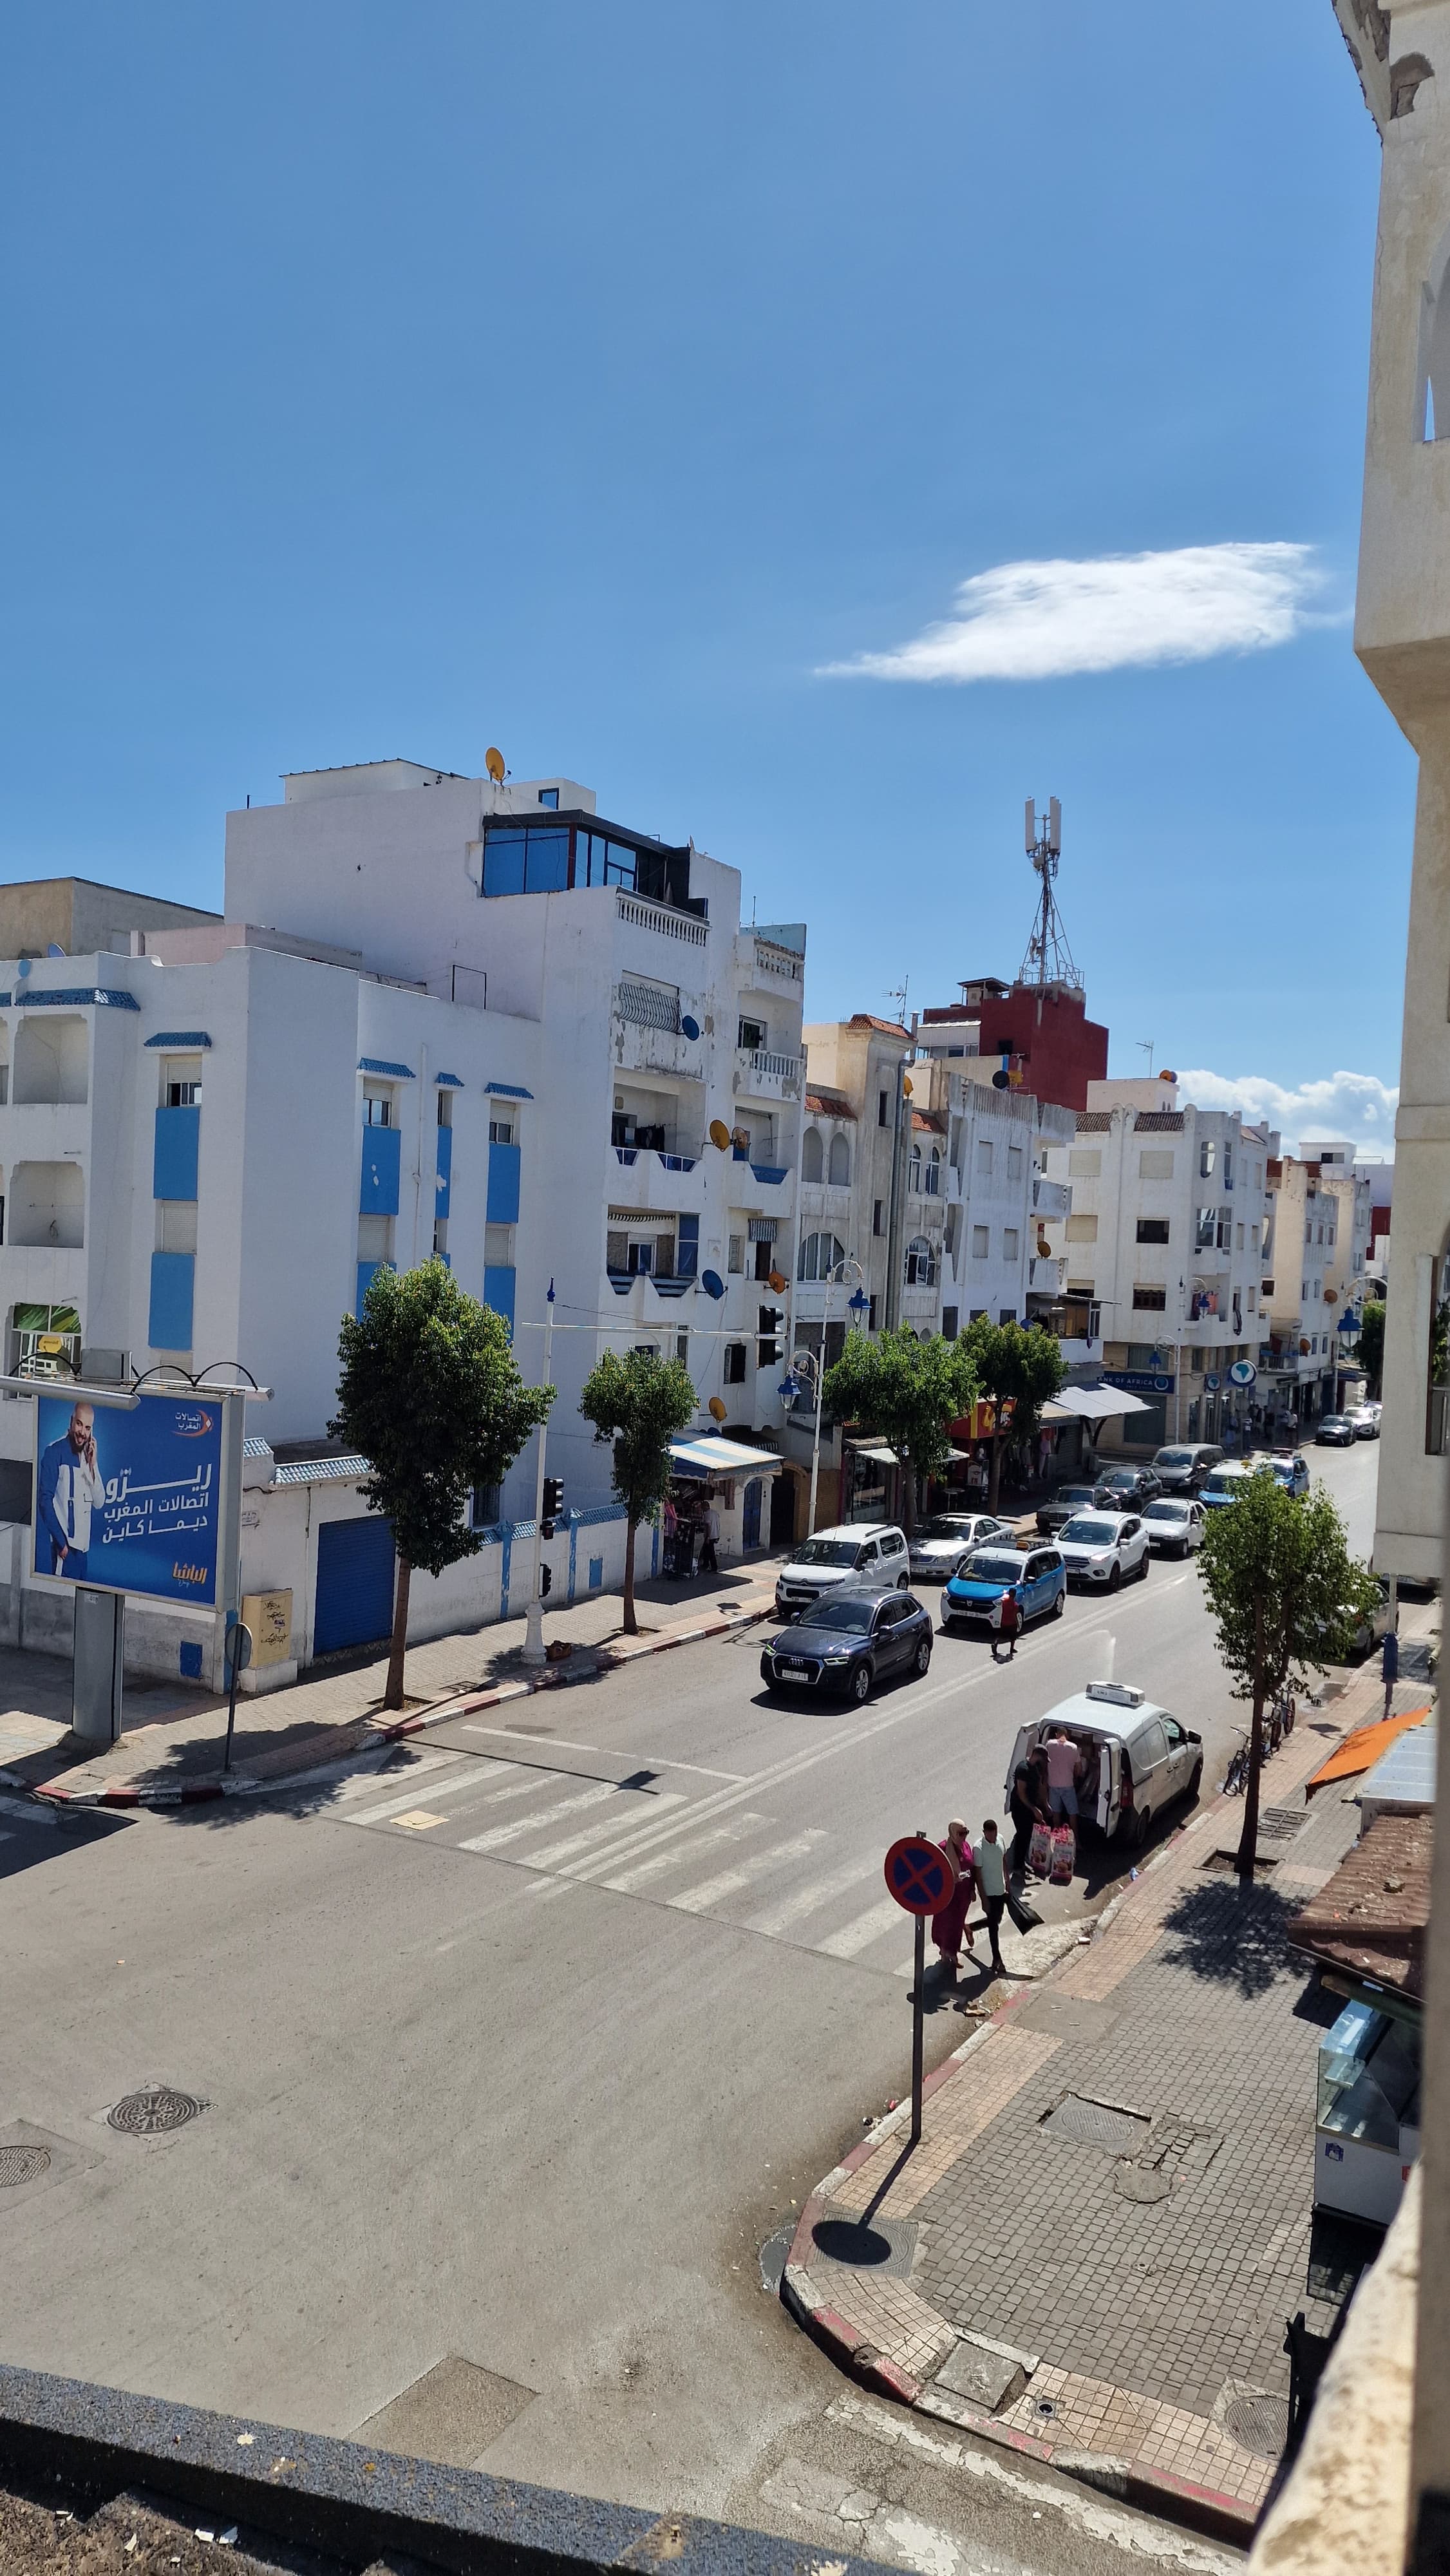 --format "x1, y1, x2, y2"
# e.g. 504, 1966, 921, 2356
743, 1479, 762, 1549
314, 1517, 396, 1657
